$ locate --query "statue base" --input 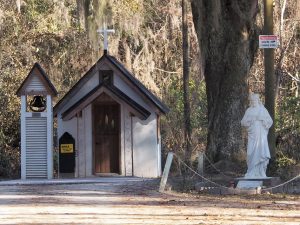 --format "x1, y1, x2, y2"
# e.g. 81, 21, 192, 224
235, 177, 278, 189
